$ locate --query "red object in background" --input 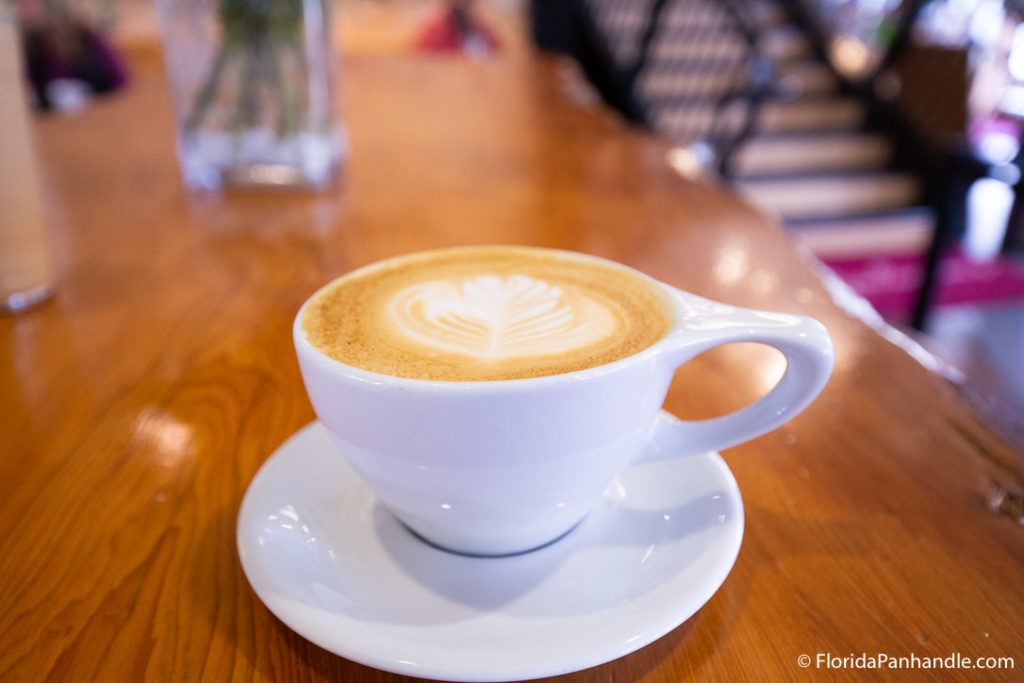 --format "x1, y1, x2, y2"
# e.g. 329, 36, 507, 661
414, 3, 500, 54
